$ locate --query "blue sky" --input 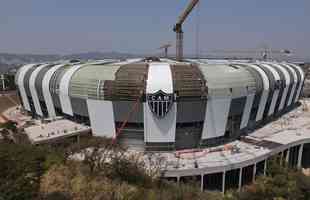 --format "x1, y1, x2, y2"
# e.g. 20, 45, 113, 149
0, 0, 309, 59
